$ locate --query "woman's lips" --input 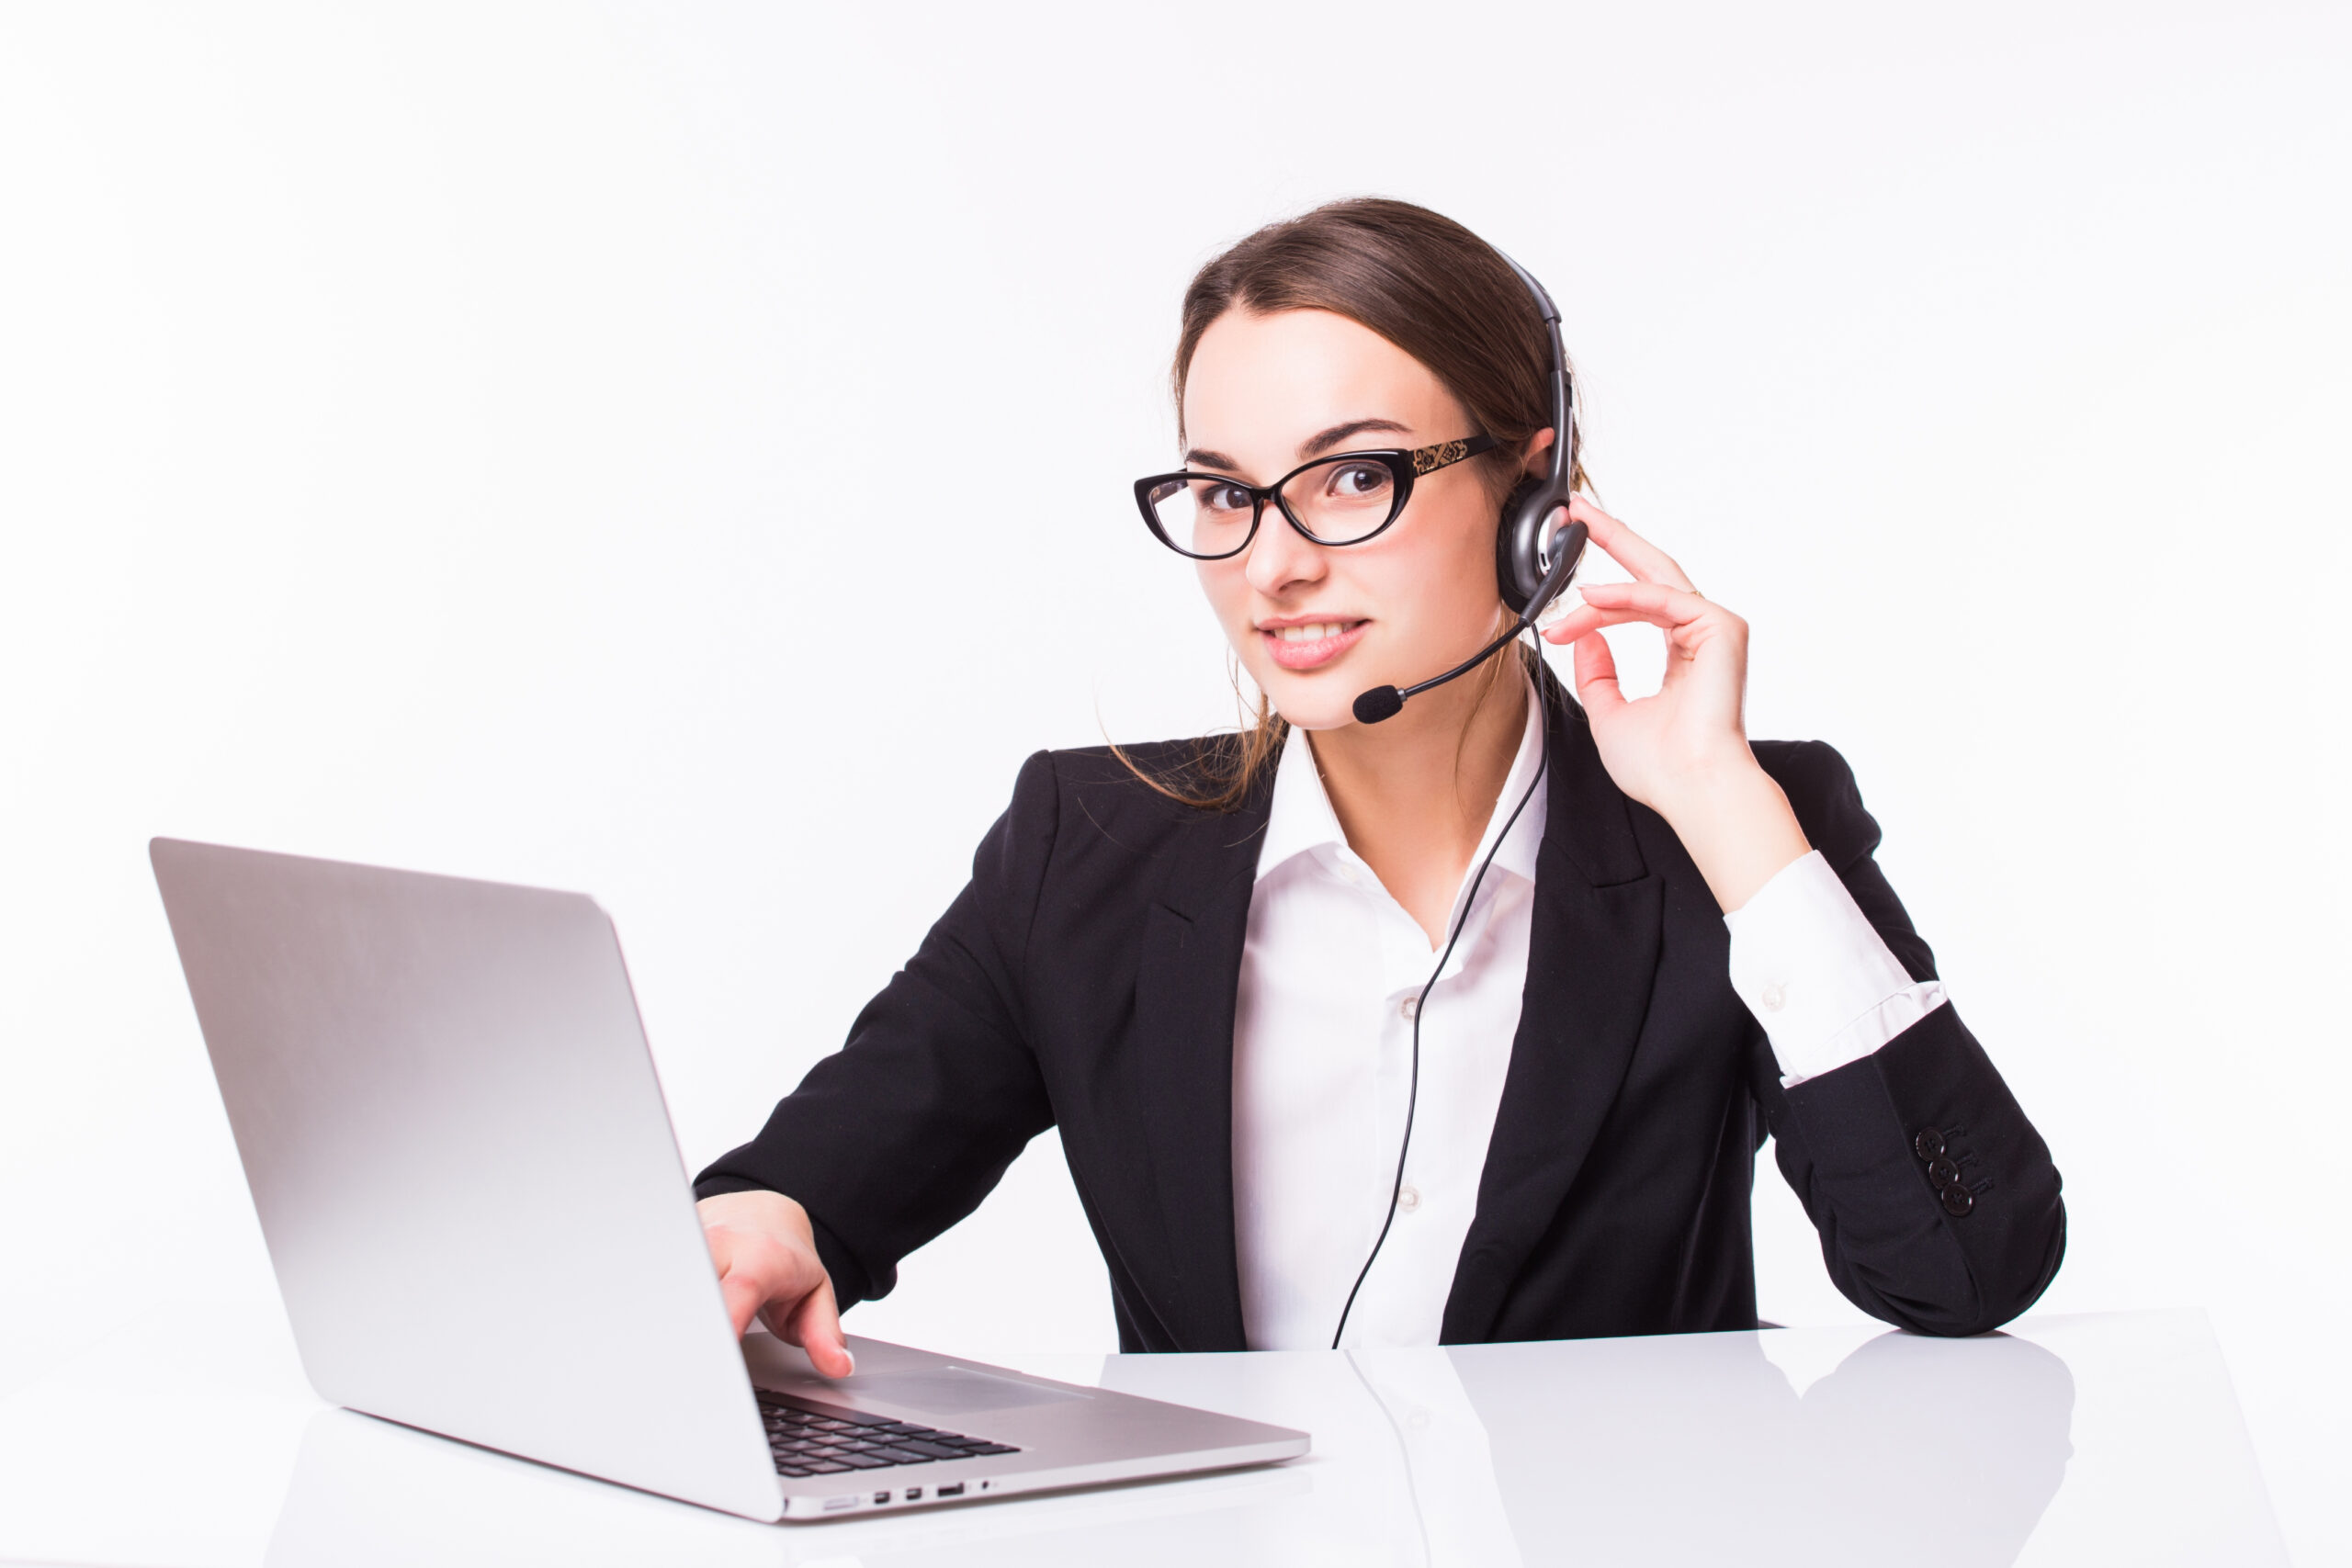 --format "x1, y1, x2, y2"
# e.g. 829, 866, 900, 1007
1260, 619, 1369, 671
